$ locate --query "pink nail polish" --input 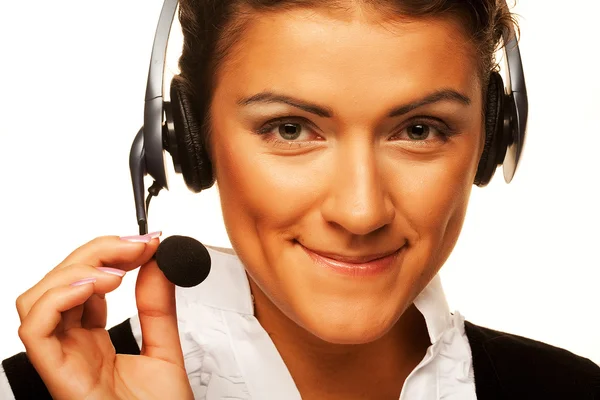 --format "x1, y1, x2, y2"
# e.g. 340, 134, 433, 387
97, 267, 126, 277
120, 234, 152, 243
119, 231, 162, 243
71, 278, 97, 287
144, 231, 162, 240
